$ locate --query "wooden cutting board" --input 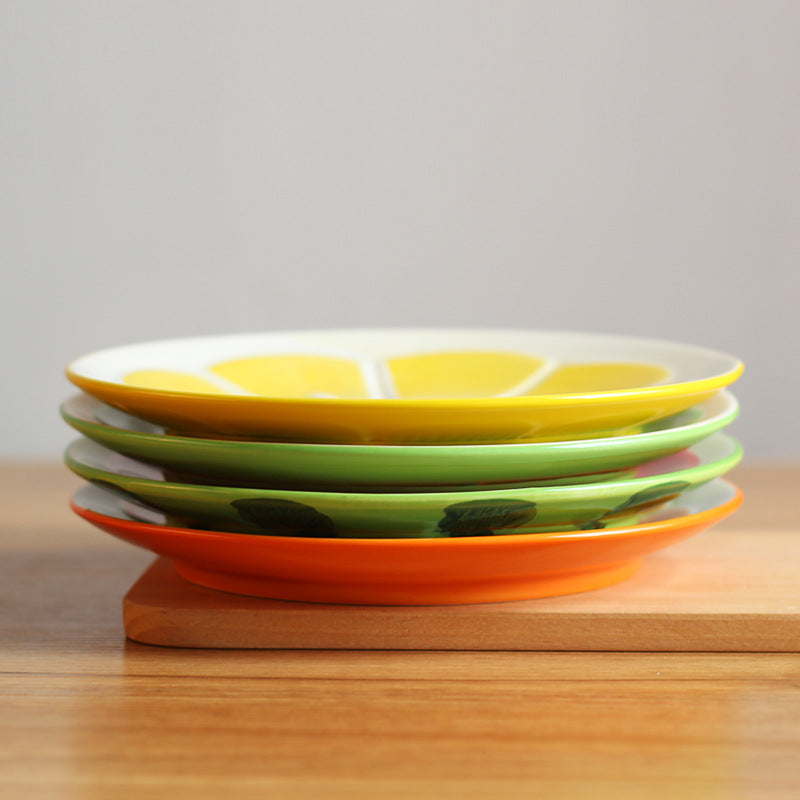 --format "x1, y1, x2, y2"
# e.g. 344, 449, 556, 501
123, 527, 800, 651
